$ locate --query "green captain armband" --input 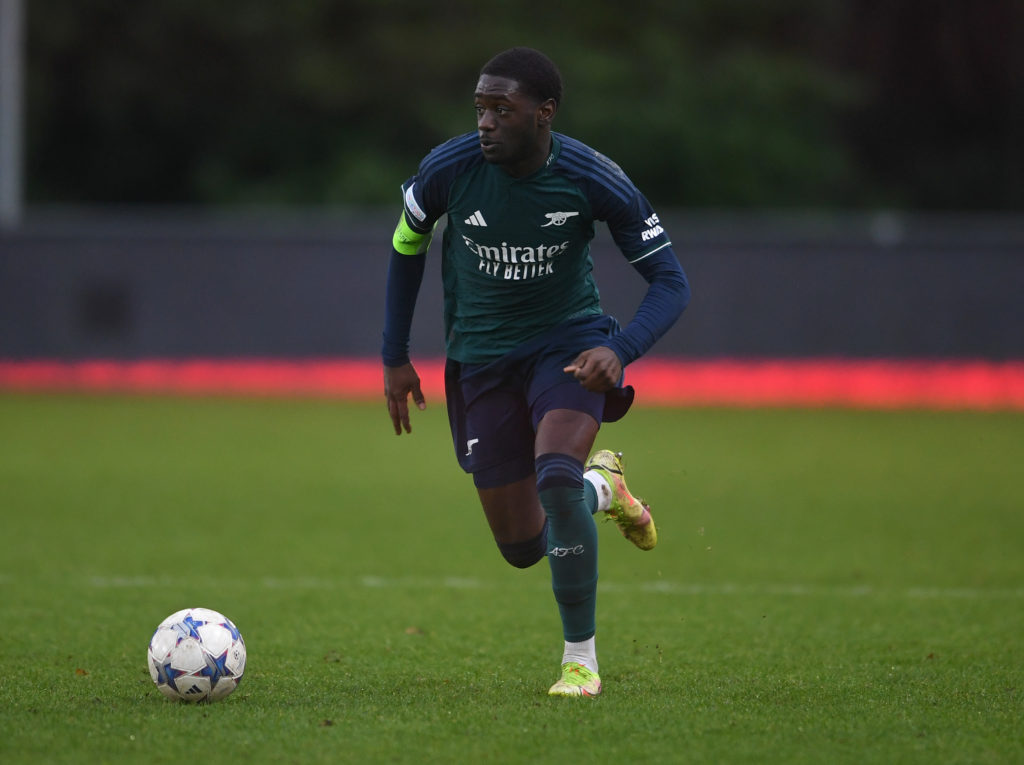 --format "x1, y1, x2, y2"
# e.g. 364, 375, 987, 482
392, 213, 435, 256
